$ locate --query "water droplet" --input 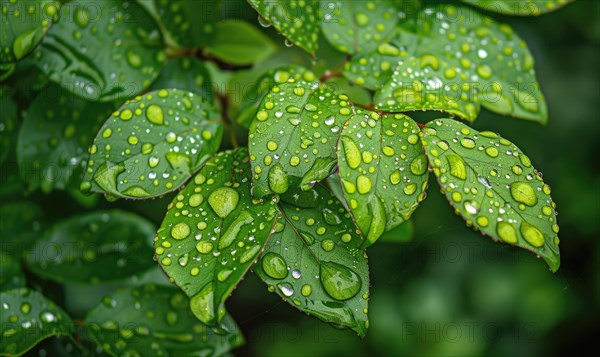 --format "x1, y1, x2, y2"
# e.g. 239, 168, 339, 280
146, 104, 164, 125
278, 283, 294, 296
301, 284, 312, 296
341, 136, 361, 169
268, 164, 289, 194
218, 211, 253, 249
171, 222, 190, 240
217, 269, 233, 282
291, 269, 302, 279
262, 252, 288, 279
357, 175, 372, 194
496, 221, 518, 244
320, 261, 362, 301
520, 221, 545, 247
20, 303, 31, 314
464, 200, 480, 215
510, 182, 538, 207
208, 187, 239, 218
446, 154, 467, 180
